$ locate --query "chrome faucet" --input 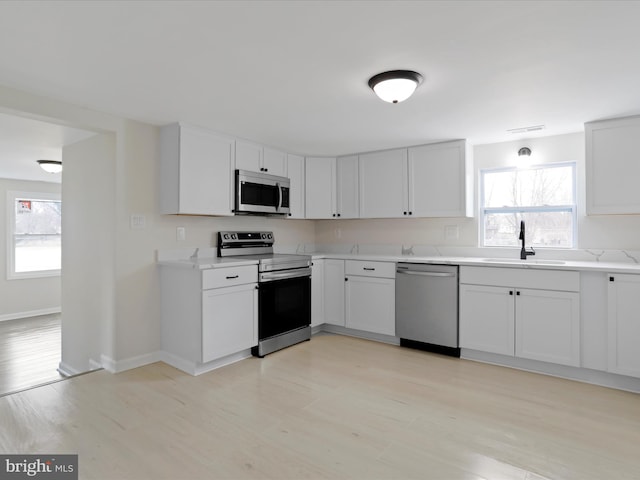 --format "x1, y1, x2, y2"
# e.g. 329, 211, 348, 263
519, 220, 535, 260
